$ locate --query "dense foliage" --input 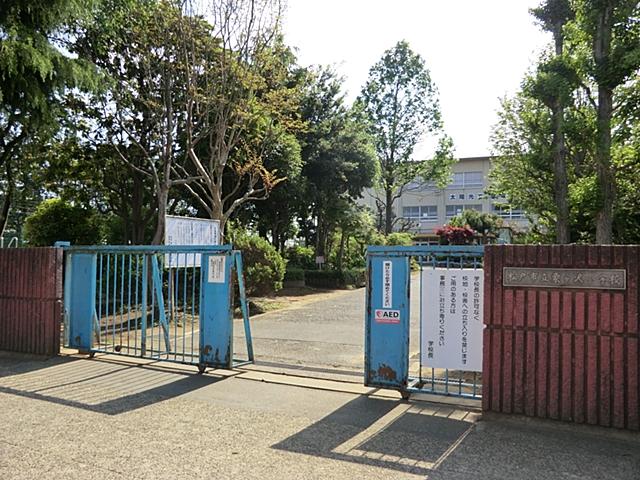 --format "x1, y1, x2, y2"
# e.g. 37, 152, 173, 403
490, 0, 640, 243
24, 198, 103, 246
